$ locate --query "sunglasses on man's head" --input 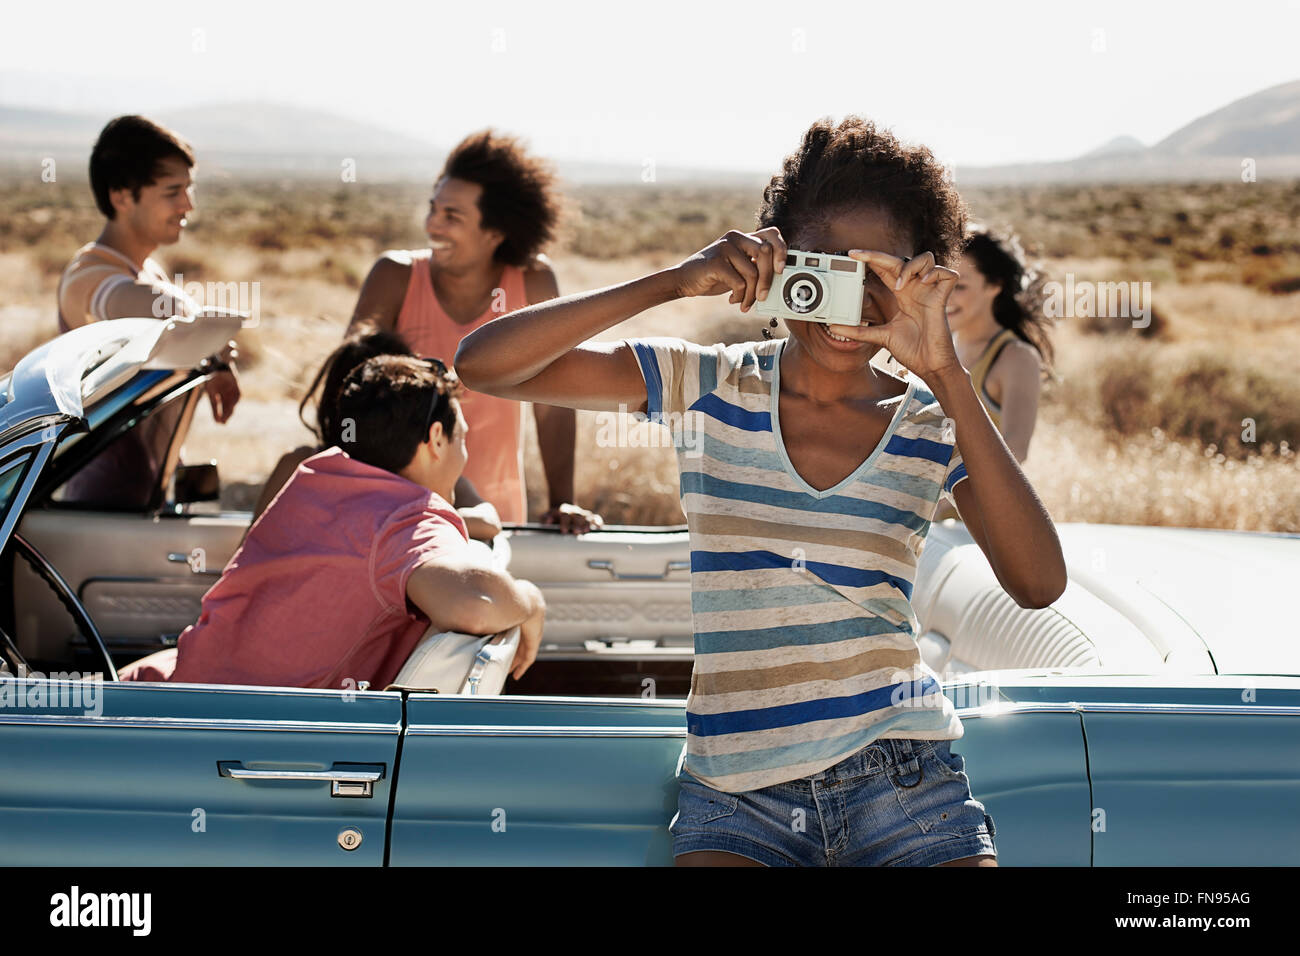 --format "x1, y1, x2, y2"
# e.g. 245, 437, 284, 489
418, 356, 455, 438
